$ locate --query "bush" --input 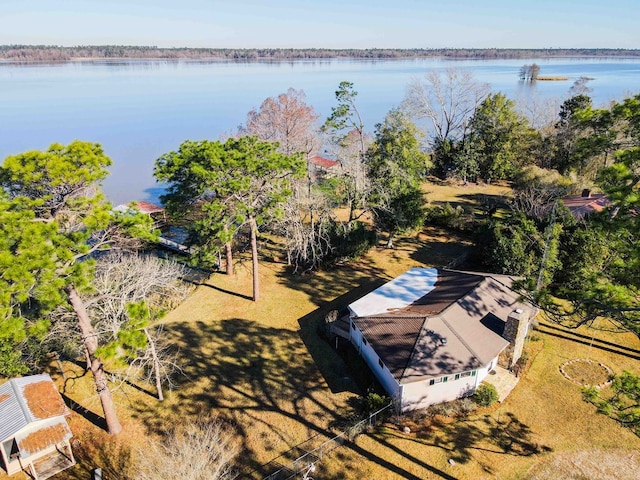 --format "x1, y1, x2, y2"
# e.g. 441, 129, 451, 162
425, 202, 467, 230
425, 397, 477, 419
329, 221, 376, 261
473, 383, 499, 407
364, 390, 391, 414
